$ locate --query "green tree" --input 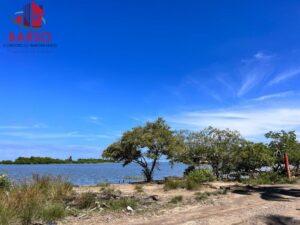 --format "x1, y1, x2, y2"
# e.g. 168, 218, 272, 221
265, 130, 300, 175
177, 127, 243, 180
102, 118, 185, 182
234, 142, 274, 178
